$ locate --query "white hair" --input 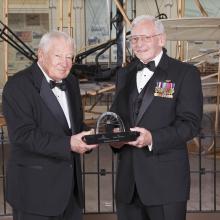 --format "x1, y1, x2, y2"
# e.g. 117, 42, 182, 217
38, 30, 75, 53
131, 15, 165, 34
